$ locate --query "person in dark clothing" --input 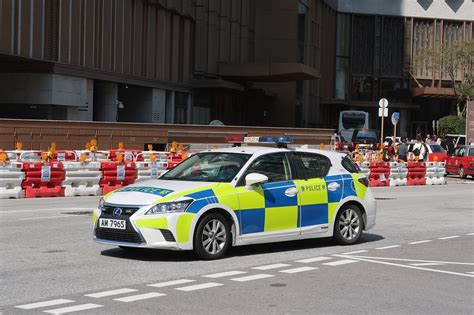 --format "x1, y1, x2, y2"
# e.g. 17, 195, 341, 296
398, 138, 408, 162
